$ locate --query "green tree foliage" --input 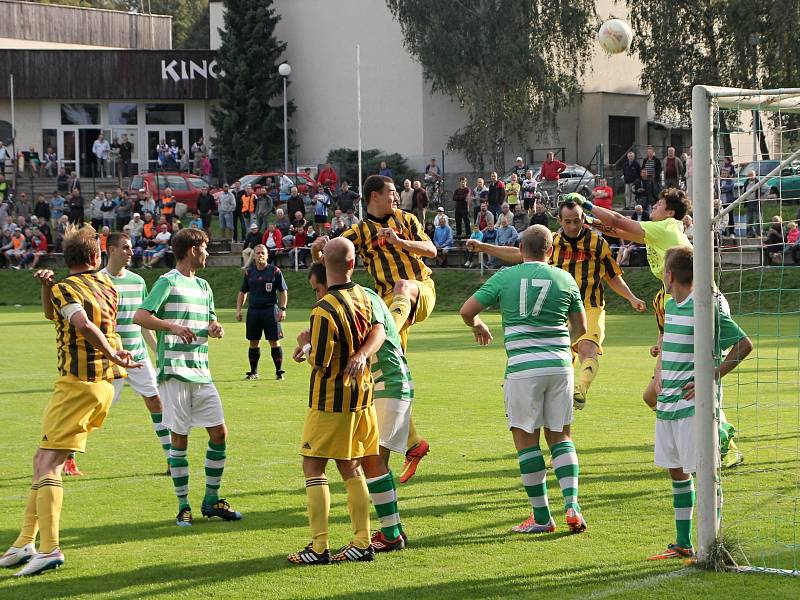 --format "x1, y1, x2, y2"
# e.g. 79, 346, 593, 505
325, 148, 414, 190
627, 0, 800, 156
386, 0, 596, 172
32, 0, 208, 49
210, 0, 294, 180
